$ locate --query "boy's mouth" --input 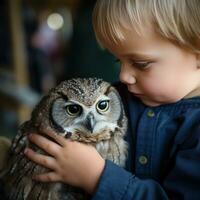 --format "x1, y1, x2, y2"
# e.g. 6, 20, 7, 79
127, 86, 143, 96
